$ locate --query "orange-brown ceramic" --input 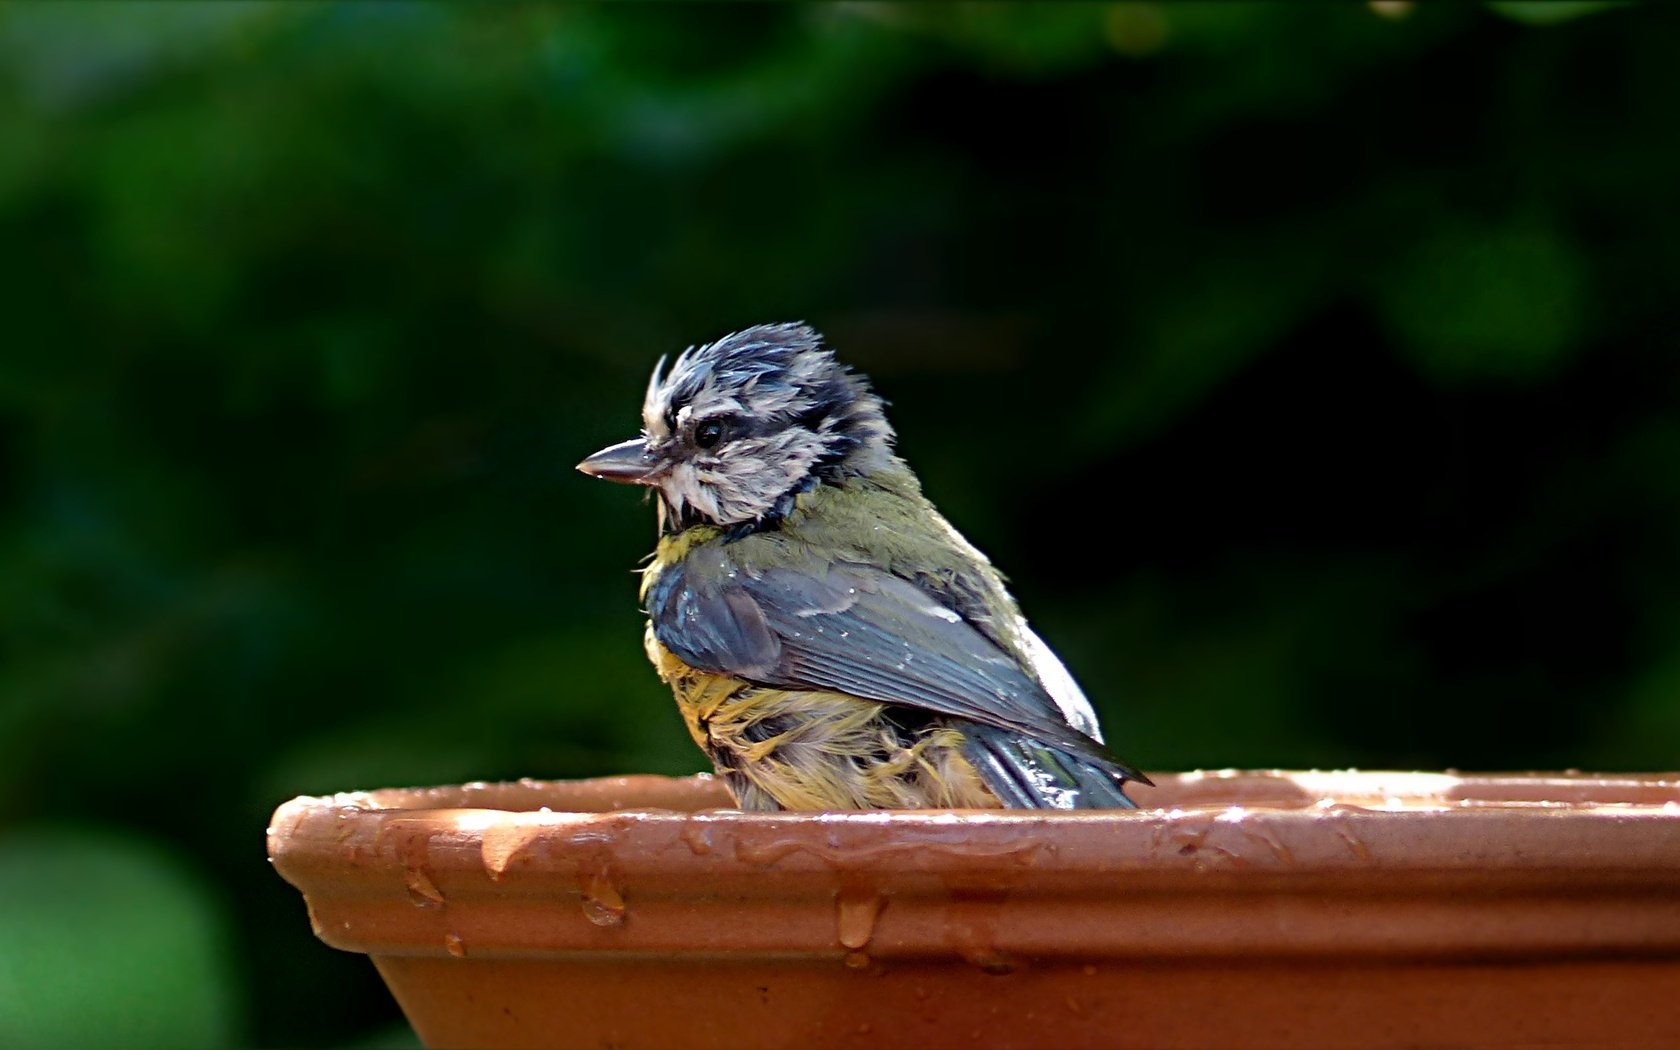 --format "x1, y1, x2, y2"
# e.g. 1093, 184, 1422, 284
268, 771, 1680, 1049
